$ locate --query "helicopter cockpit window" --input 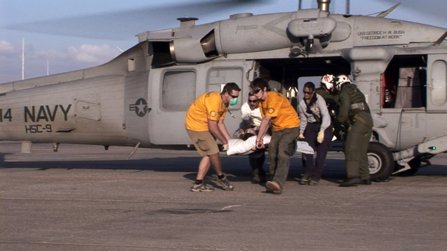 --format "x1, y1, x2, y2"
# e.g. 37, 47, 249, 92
382, 55, 427, 109
162, 70, 196, 111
